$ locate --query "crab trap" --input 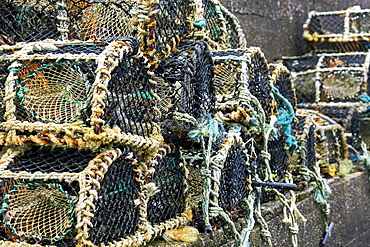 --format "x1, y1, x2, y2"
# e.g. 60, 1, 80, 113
303, 6, 370, 53
154, 40, 216, 143
278, 52, 370, 106
211, 49, 300, 191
